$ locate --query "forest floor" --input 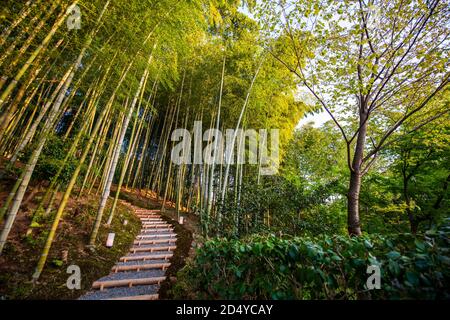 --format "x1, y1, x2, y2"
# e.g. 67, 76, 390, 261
0, 160, 198, 299
0, 179, 141, 299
